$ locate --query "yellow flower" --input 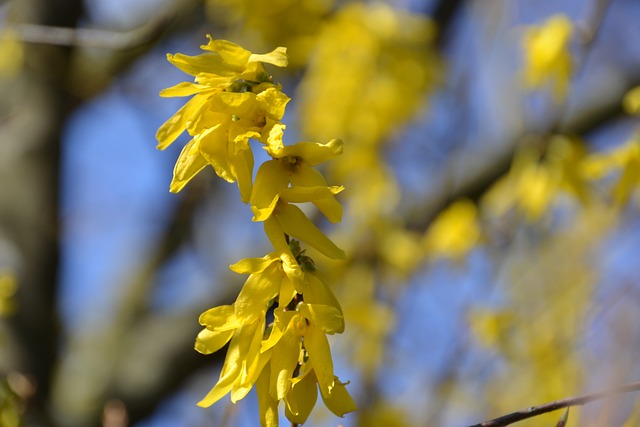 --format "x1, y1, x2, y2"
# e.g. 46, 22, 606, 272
623, 85, 640, 115
423, 199, 480, 259
251, 139, 347, 260
522, 15, 573, 100
156, 36, 289, 201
